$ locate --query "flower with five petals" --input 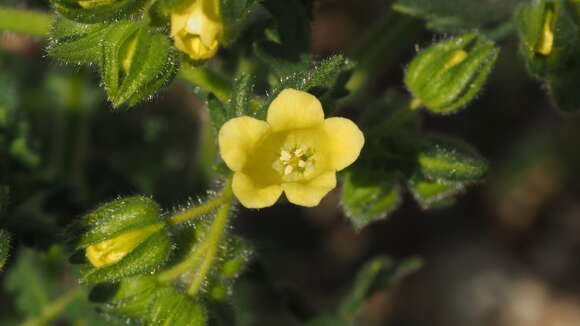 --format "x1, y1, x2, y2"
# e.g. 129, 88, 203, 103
218, 89, 365, 208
